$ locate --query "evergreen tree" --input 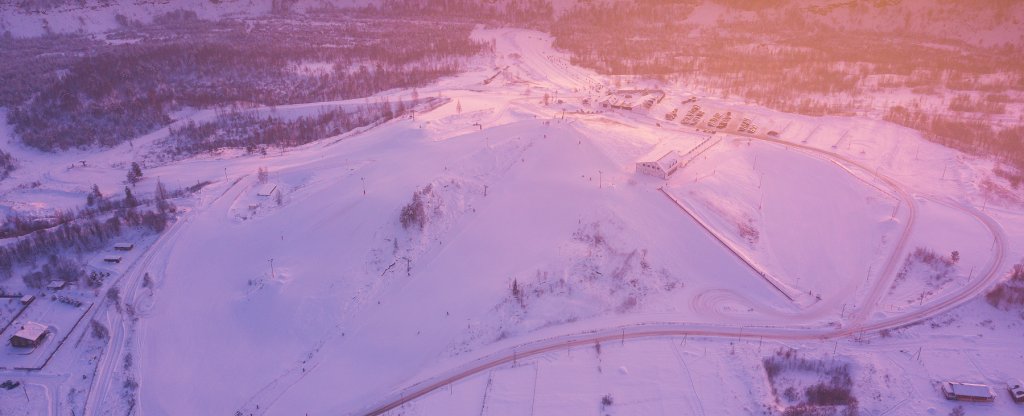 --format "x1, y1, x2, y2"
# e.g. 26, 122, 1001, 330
124, 186, 138, 207
87, 184, 102, 206
127, 162, 143, 185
